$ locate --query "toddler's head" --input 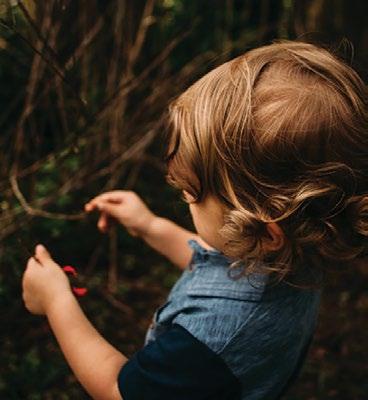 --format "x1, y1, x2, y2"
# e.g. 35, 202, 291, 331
165, 40, 368, 282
